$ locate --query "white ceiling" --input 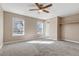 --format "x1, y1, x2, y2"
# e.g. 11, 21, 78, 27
0, 3, 79, 19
